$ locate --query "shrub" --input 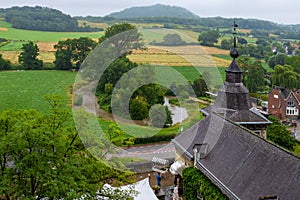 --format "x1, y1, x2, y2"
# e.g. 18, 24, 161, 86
182, 167, 228, 200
